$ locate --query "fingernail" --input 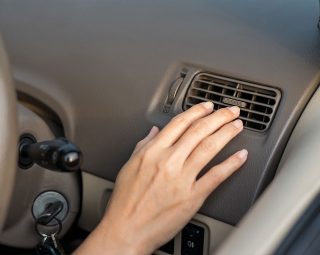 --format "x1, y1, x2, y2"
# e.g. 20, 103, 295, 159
202, 101, 214, 110
237, 149, 248, 160
229, 106, 240, 115
232, 119, 243, 129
